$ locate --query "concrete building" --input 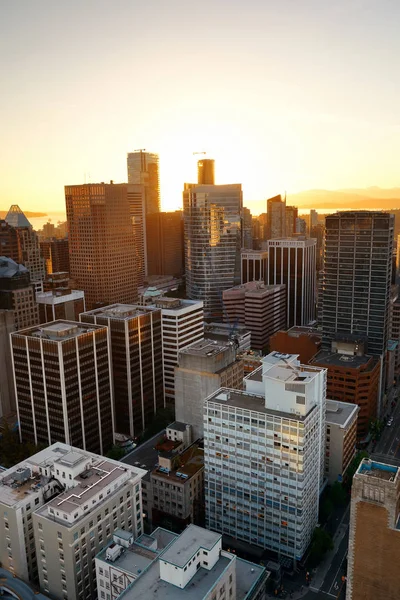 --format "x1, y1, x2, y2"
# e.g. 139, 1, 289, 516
270, 327, 322, 364
312, 343, 380, 439
204, 352, 326, 560
322, 212, 393, 360
175, 340, 244, 440
0, 257, 39, 330
0, 310, 15, 417
127, 183, 147, 285
183, 174, 242, 319
127, 150, 160, 215
65, 182, 138, 310
43, 271, 71, 290
37, 288, 86, 323
96, 524, 267, 600
40, 238, 70, 274
285, 206, 298, 237
205, 322, 251, 351
0, 443, 145, 599
144, 427, 205, 531
347, 459, 400, 600
325, 400, 359, 484
241, 250, 268, 284
11, 320, 114, 454
267, 238, 317, 328
149, 297, 204, 402
223, 281, 286, 350
242, 207, 253, 249
267, 195, 286, 239
146, 211, 184, 278
80, 304, 164, 438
